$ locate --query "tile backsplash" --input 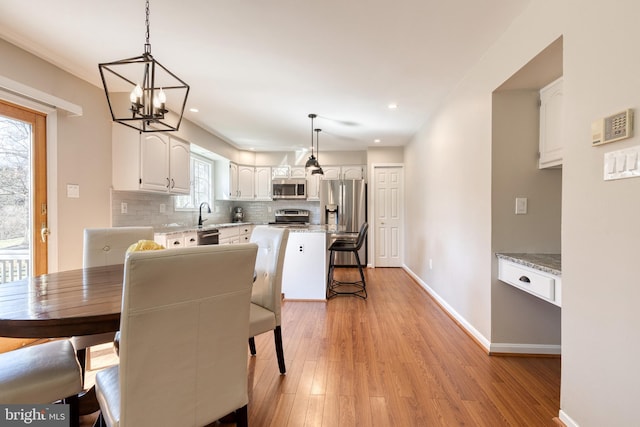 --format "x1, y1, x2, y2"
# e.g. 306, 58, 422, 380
111, 190, 321, 227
